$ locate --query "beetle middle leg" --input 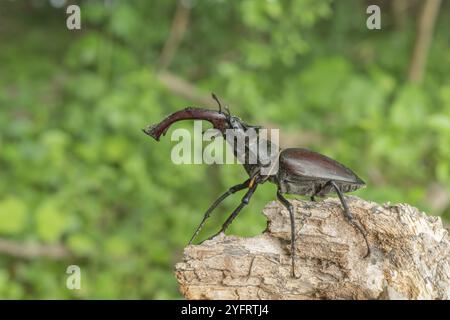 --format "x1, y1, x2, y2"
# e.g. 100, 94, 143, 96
329, 181, 370, 258
207, 182, 258, 240
310, 182, 326, 202
189, 179, 250, 245
277, 189, 298, 278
